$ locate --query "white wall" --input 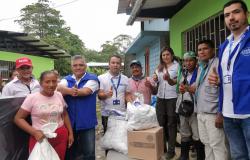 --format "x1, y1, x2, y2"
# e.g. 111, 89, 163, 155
144, 19, 169, 31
